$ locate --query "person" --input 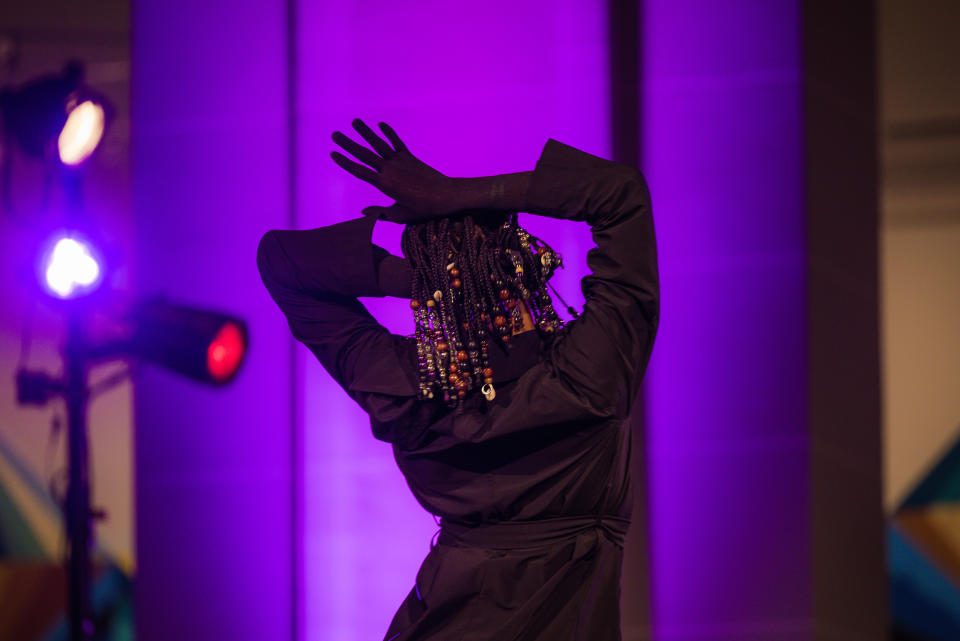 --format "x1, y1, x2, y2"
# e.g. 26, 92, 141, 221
257, 118, 659, 641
